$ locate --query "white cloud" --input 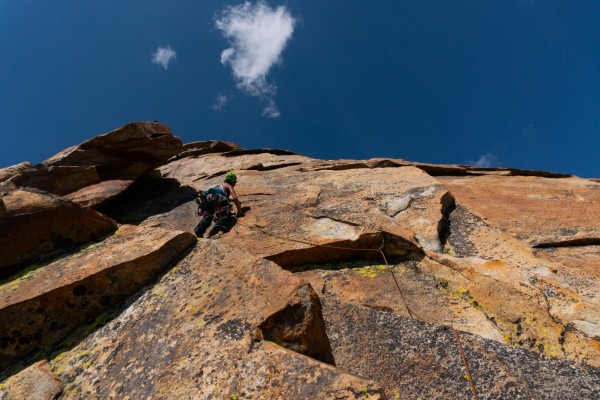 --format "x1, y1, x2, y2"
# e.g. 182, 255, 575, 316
152, 45, 177, 70
212, 94, 229, 110
472, 153, 499, 168
262, 98, 280, 118
216, 1, 296, 118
